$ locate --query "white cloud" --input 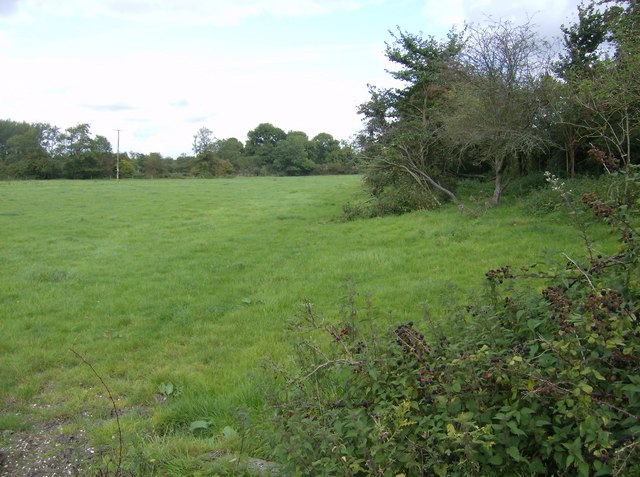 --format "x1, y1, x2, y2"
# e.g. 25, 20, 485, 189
11, 0, 378, 25
421, 0, 580, 40
1, 0, 584, 156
